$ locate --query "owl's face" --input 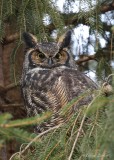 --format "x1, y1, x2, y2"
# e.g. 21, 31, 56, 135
28, 42, 69, 68
23, 31, 73, 69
